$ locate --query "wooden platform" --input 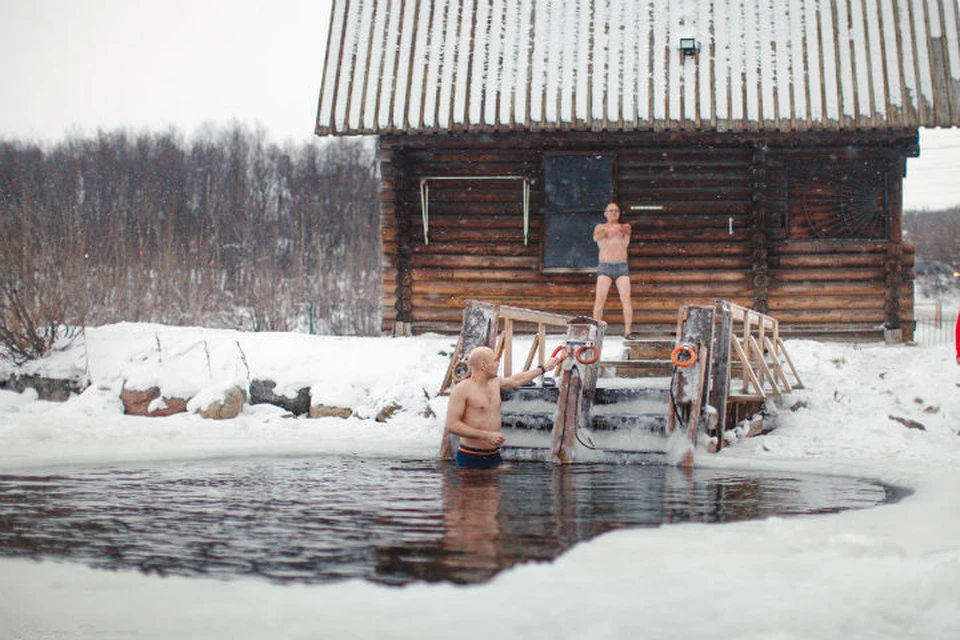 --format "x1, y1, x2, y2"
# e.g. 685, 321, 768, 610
441, 300, 804, 463
599, 335, 675, 377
